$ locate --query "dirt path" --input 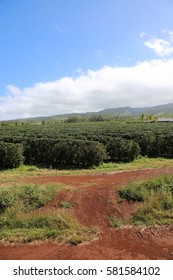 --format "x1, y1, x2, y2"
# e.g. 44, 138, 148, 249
1, 167, 173, 260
